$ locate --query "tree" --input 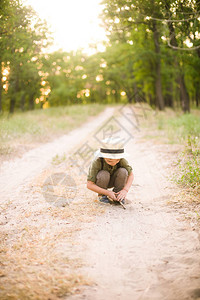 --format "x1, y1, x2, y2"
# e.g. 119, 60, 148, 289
0, 0, 50, 113
101, 0, 200, 112
101, 0, 166, 110
41, 50, 88, 106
